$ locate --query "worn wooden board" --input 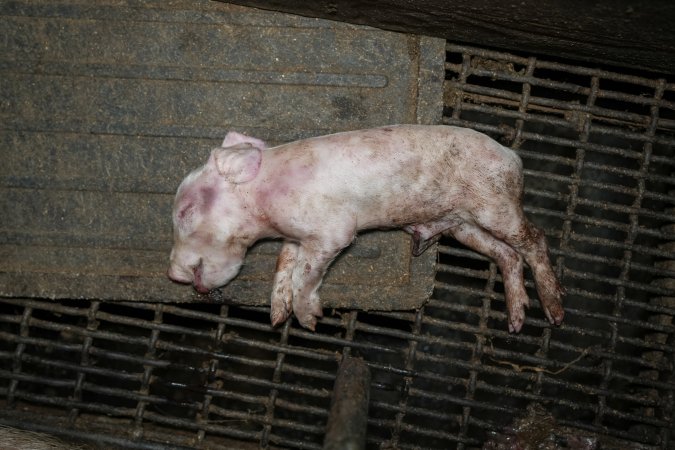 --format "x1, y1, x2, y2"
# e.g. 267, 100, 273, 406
0, 0, 444, 309
225, 0, 675, 75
